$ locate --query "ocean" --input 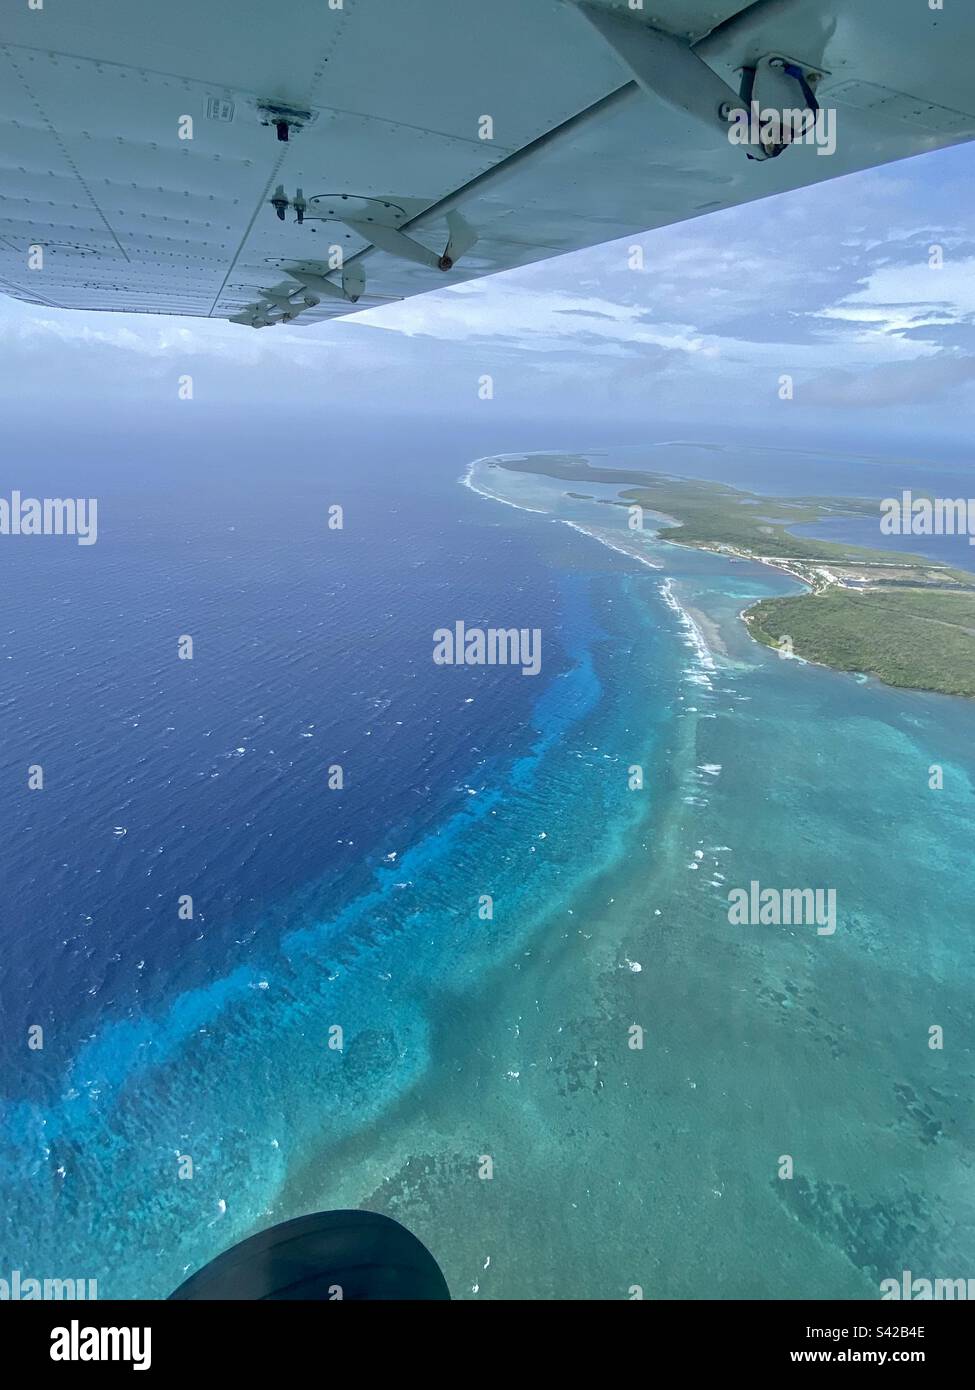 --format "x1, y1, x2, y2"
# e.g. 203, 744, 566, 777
1, 421, 973, 1298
